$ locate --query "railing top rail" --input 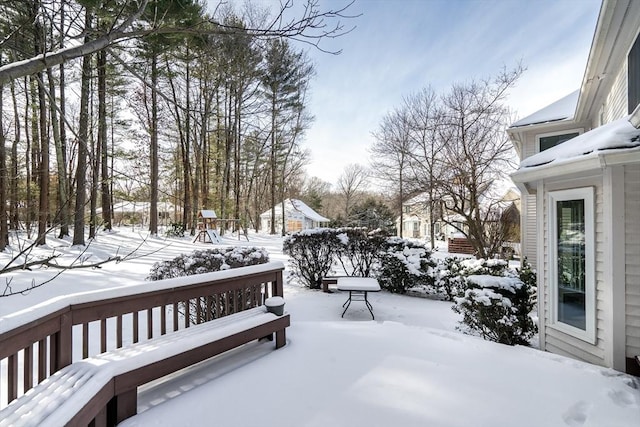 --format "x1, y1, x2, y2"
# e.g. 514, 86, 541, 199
0, 261, 284, 337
